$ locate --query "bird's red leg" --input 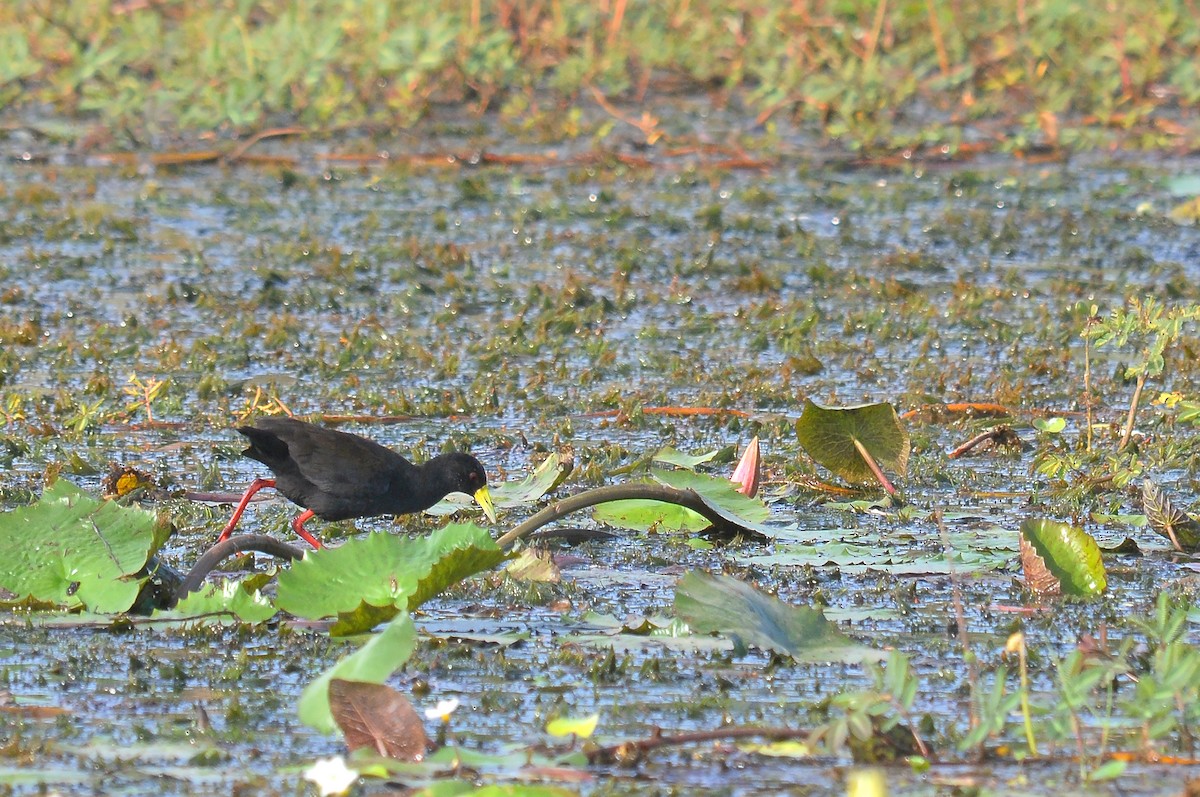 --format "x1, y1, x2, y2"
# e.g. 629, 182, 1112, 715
291, 509, 324, 549
216, 478, 277, 542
